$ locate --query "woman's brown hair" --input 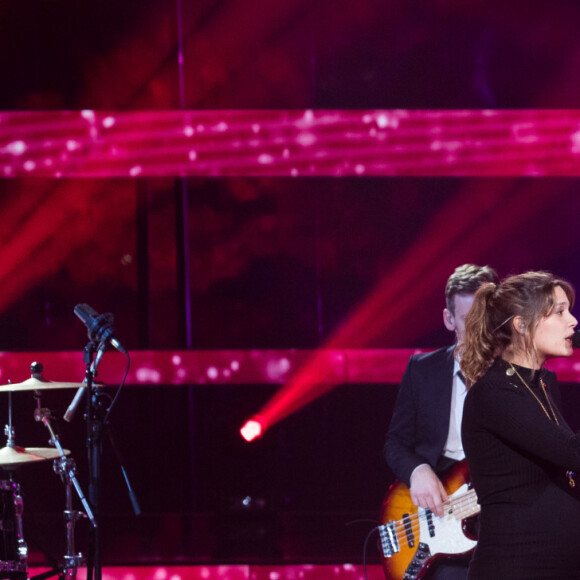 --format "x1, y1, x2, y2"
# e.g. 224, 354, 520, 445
458, 271, 575, 387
